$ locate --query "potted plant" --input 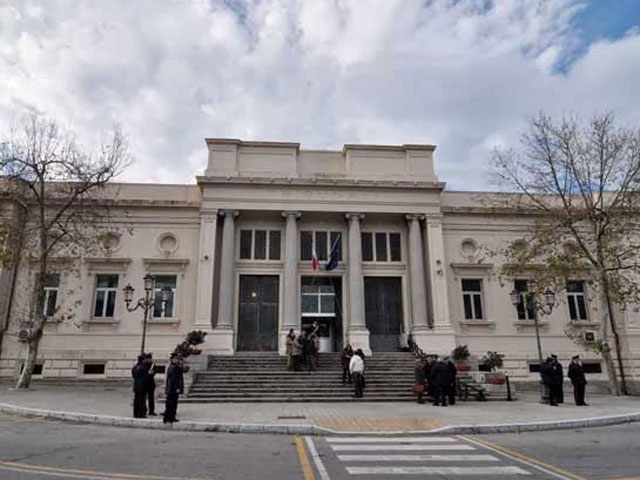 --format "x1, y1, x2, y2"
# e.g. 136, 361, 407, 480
482, 351, 506, 384
451, 345, 471, 372
185, 330, 207, 355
